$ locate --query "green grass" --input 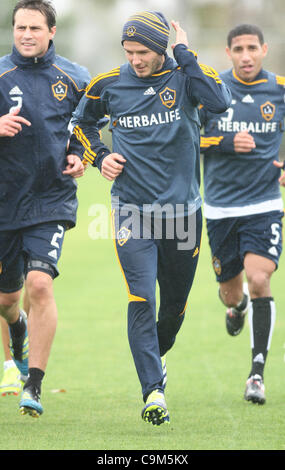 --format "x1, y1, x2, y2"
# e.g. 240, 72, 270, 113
1, 168, 285, 450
